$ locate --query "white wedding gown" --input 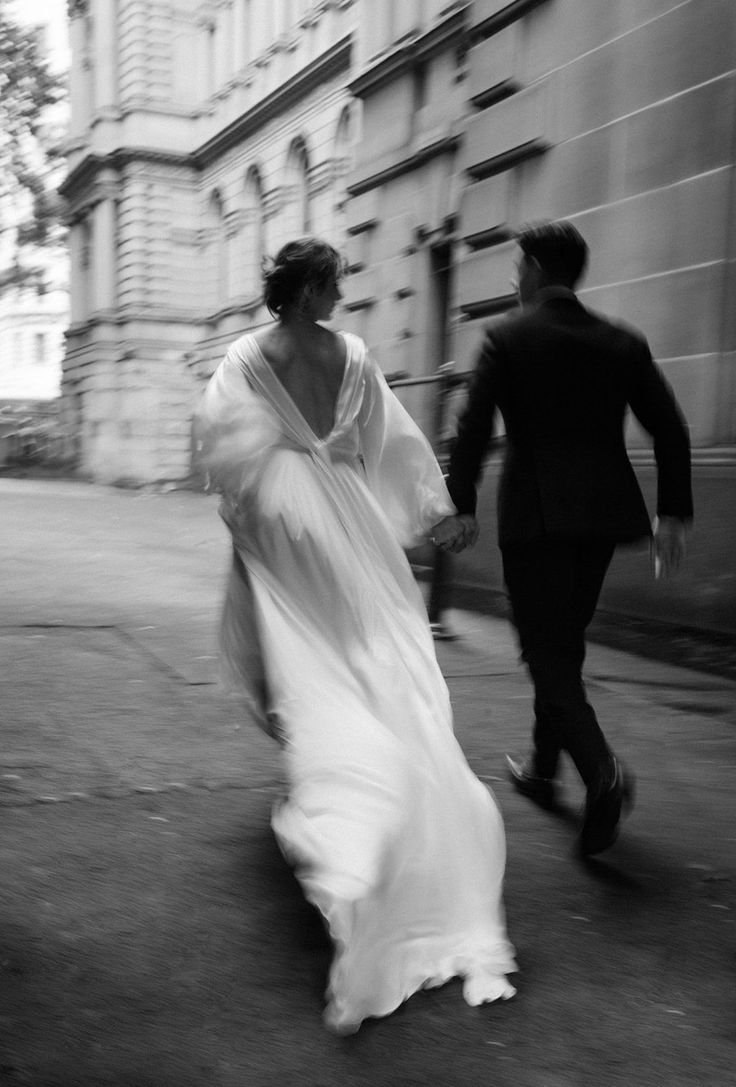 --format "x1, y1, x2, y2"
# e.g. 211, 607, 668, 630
197, 331, 516, 1032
